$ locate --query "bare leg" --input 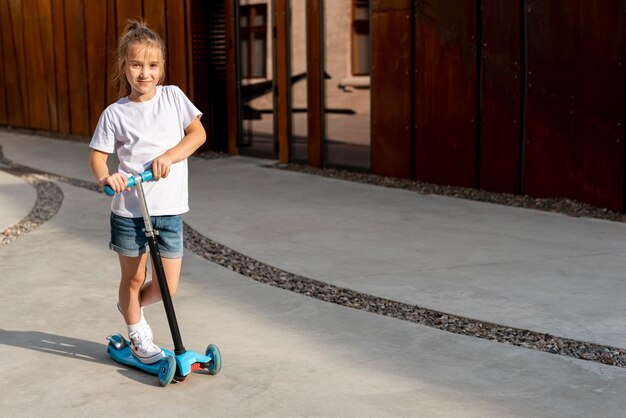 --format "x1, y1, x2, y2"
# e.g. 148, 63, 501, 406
118, 253, 149, 325
139, 256, 182, 307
